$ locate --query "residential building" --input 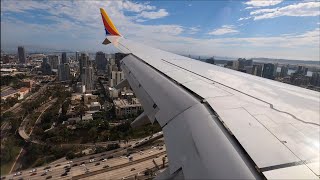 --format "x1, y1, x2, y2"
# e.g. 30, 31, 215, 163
83, 94, 98, 104
113, 98, 143, 118
18, 46, 26, 64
